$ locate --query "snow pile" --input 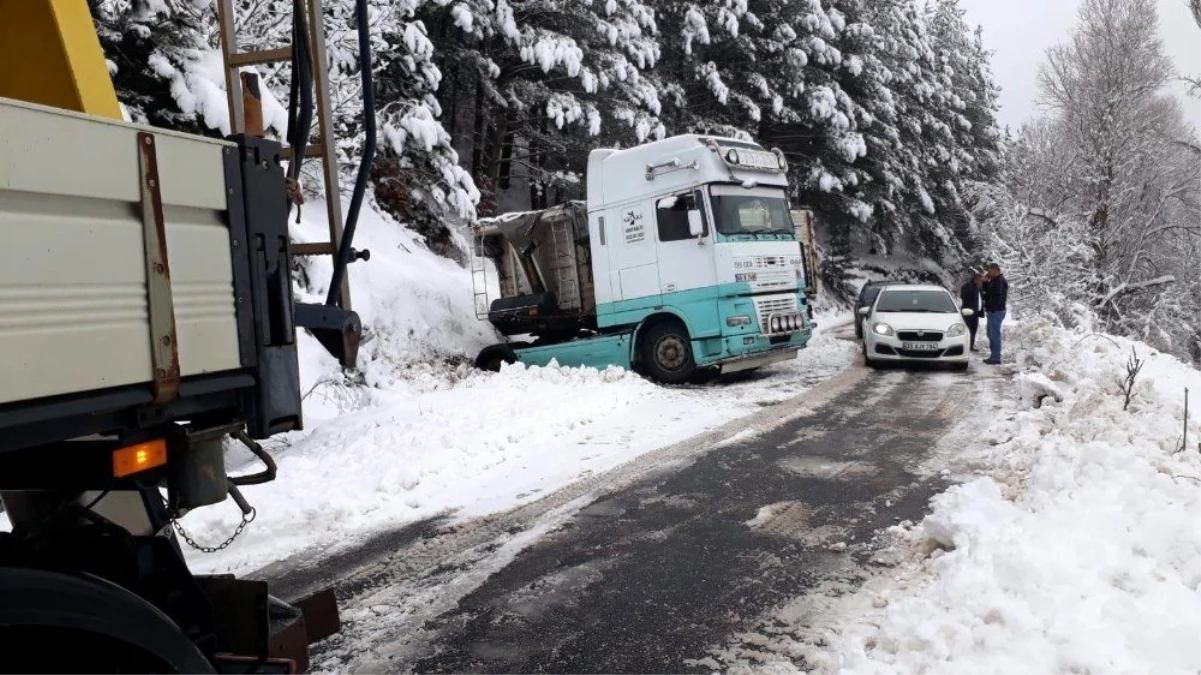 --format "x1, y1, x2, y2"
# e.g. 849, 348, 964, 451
822, 319, 1201, 674
290, 197, 497, 387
